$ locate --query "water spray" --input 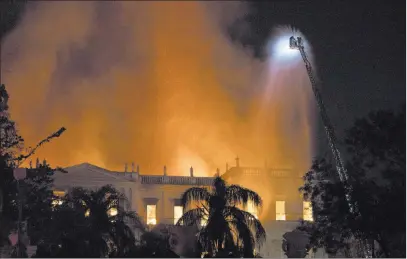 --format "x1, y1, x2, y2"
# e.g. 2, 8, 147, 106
289, 36, 371, 257
289, 36, 353, 210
